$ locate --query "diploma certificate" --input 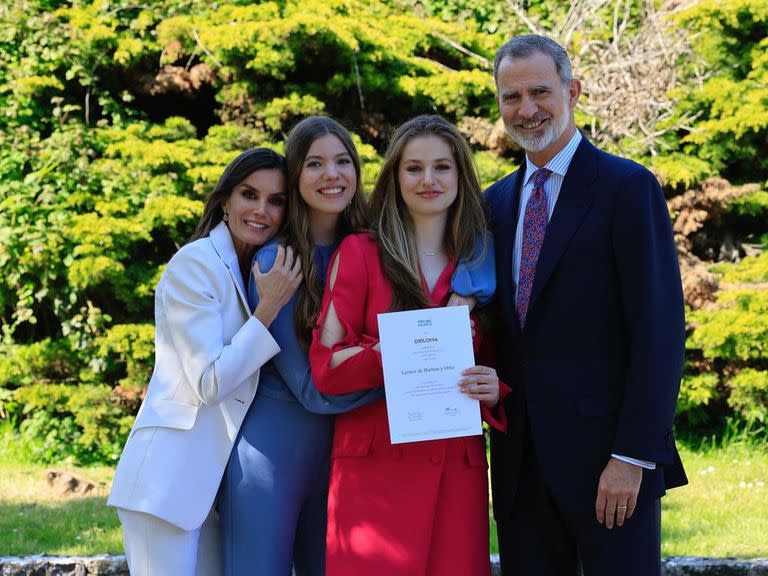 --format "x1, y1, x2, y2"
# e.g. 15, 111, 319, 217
377, 305, 481, 444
